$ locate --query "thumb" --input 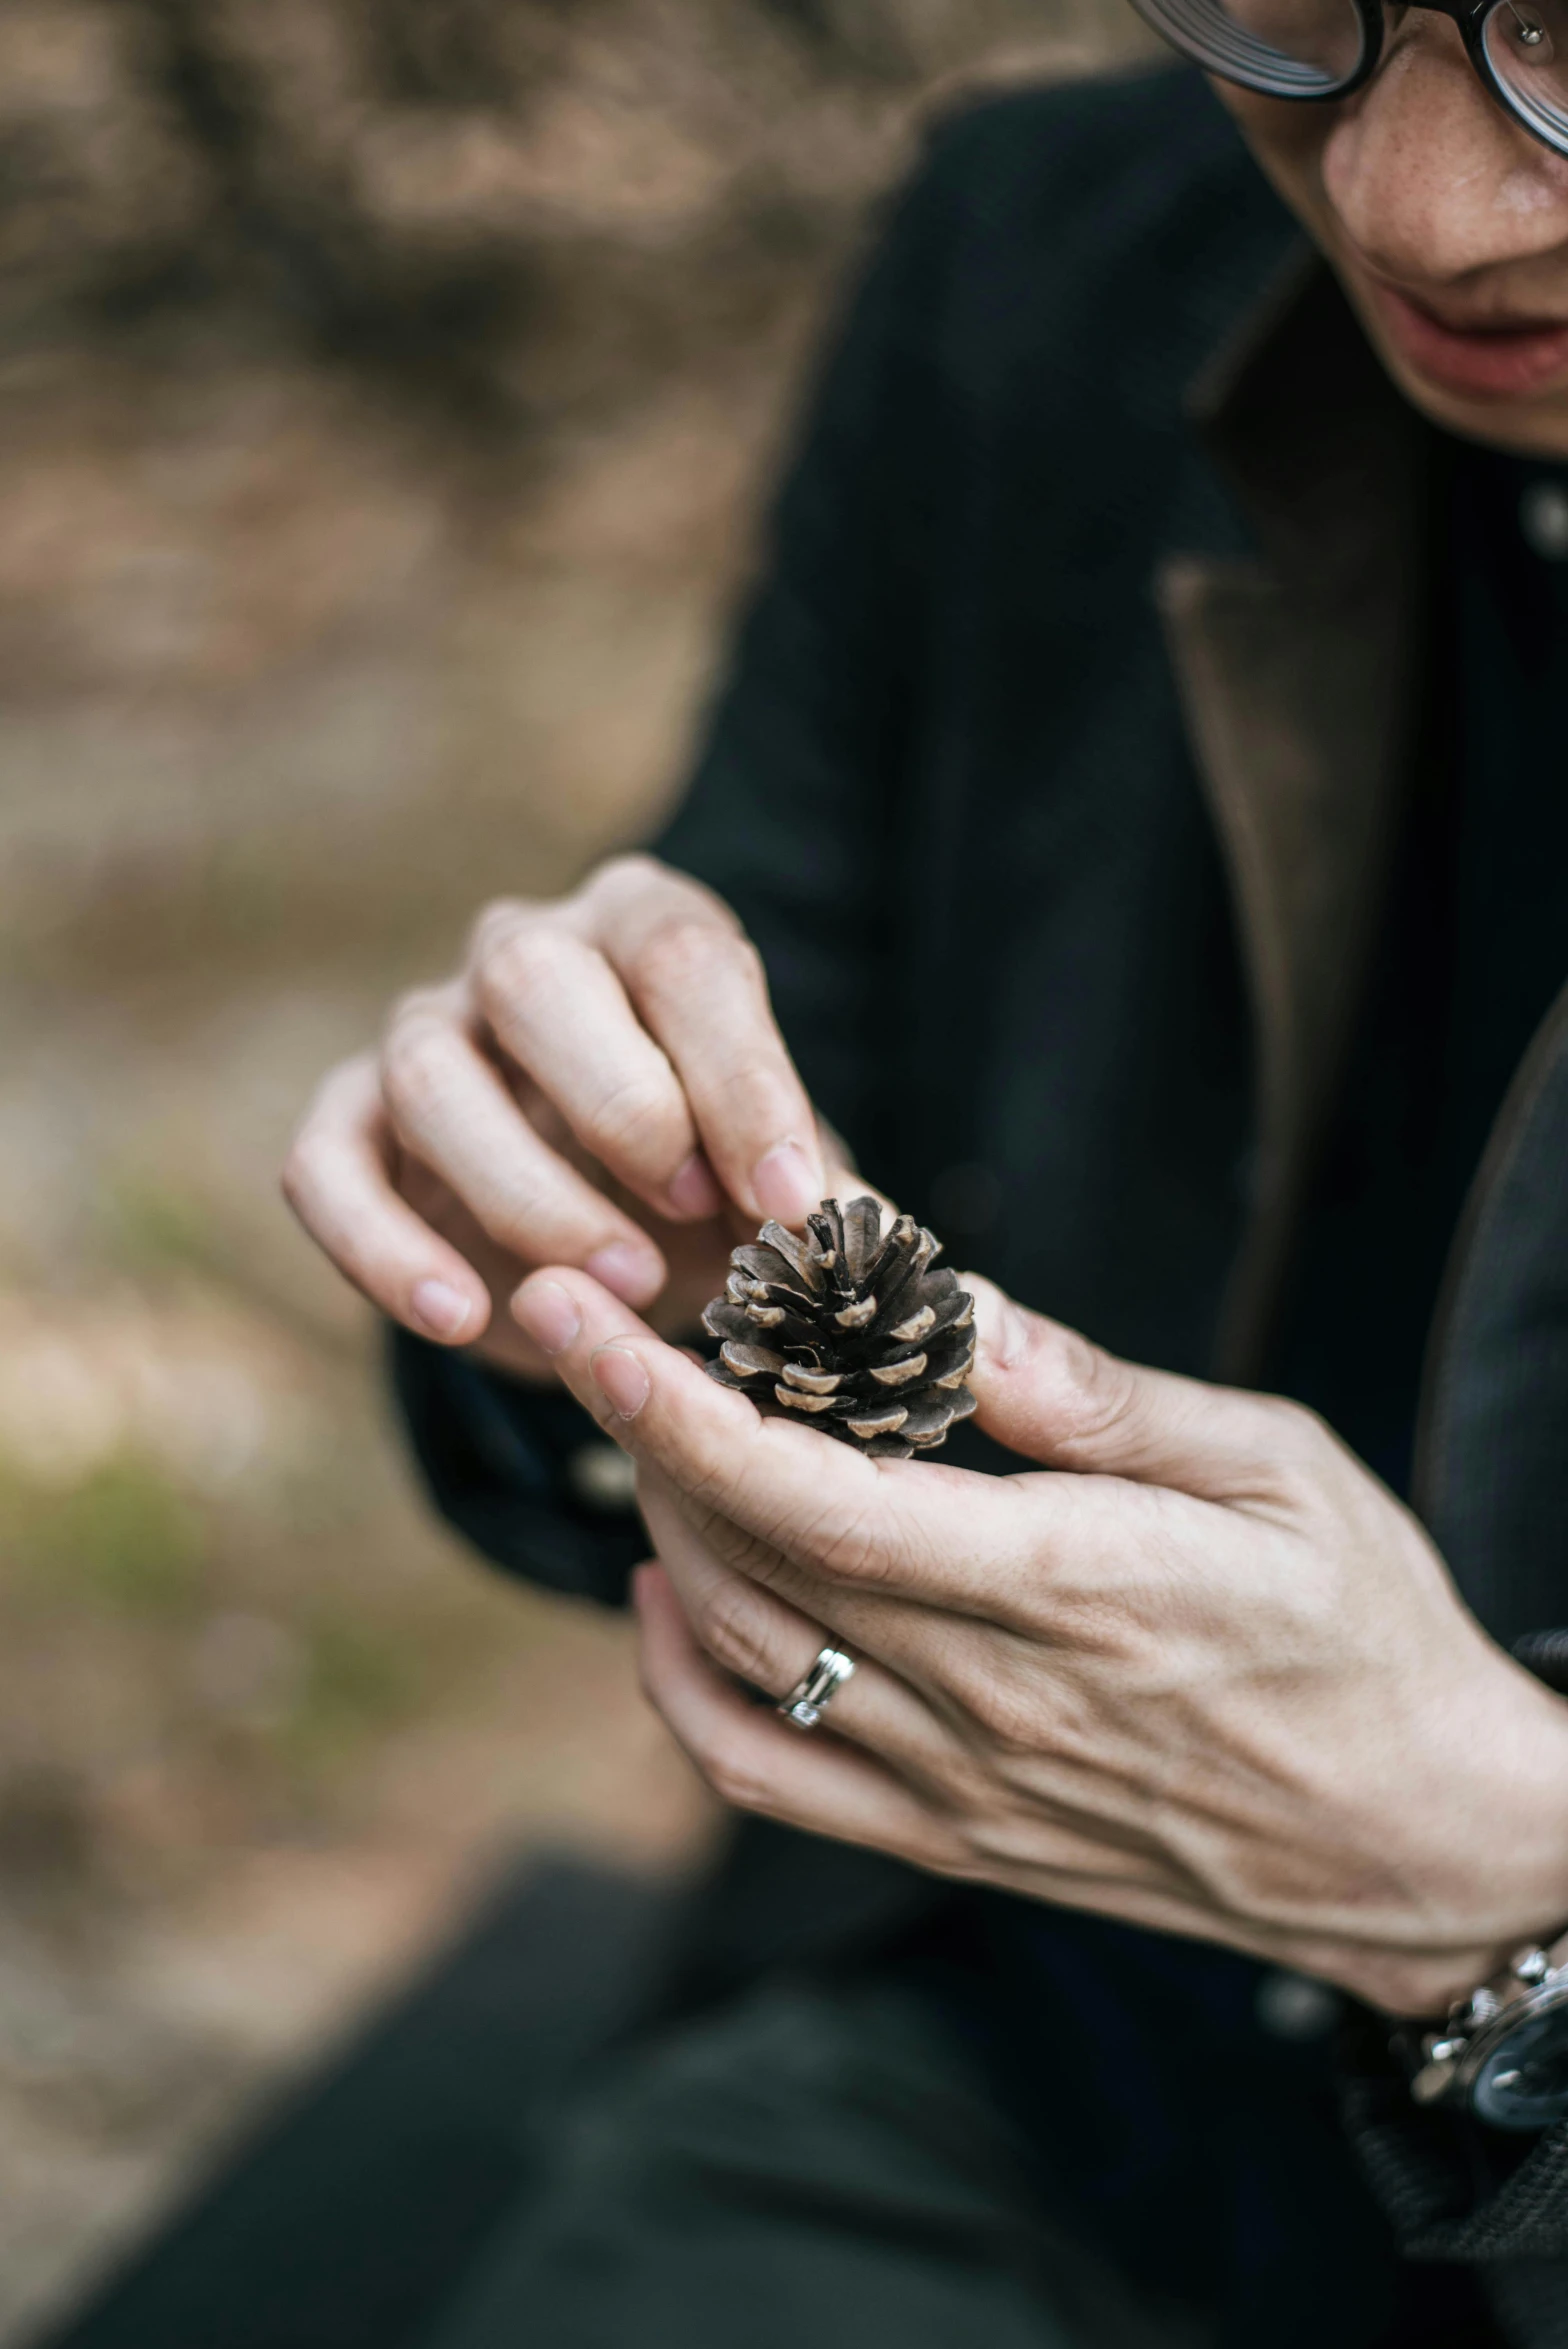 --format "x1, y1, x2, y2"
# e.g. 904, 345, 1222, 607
964, 1275, 1288, 1499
